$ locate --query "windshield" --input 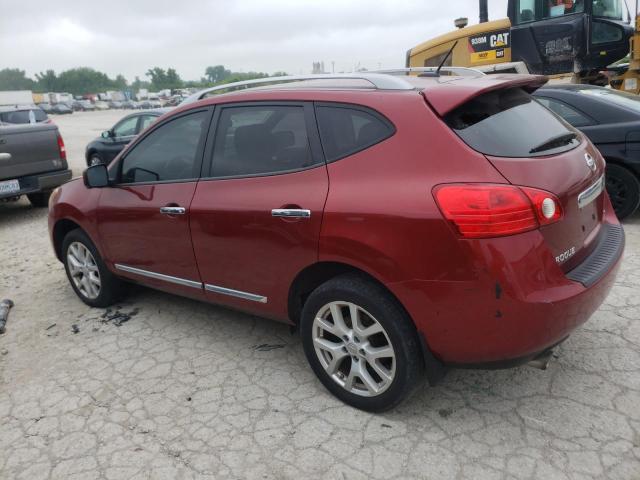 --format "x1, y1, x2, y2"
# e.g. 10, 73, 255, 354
592, 0, 624, 20
445, 87, 580, 158
578, 87, 640, 112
